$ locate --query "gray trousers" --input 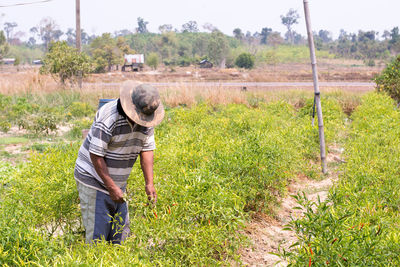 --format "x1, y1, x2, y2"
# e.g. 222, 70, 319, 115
76, 181, 130, 244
